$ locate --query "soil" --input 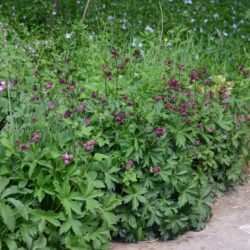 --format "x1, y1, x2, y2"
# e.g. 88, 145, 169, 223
111, 181, 250, 250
